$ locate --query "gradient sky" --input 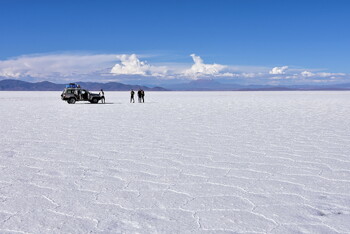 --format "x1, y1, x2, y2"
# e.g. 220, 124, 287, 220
0, 0, 349, 85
